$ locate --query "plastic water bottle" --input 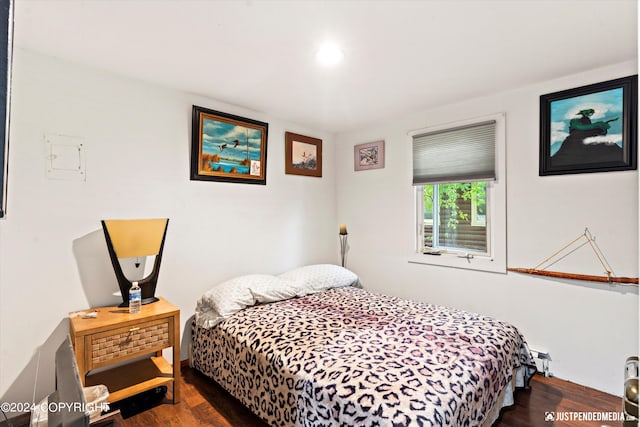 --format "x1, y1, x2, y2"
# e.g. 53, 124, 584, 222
129, 281, 141, 314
